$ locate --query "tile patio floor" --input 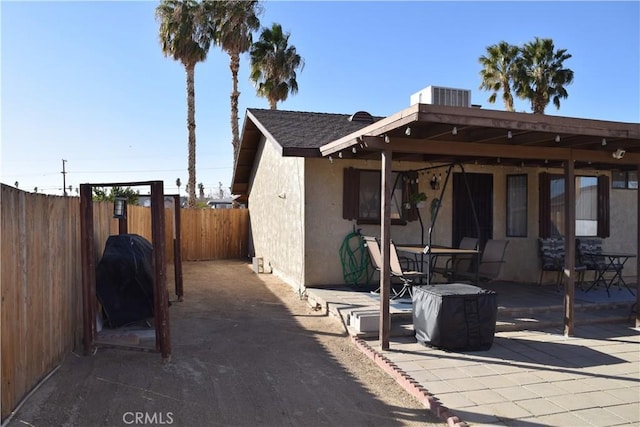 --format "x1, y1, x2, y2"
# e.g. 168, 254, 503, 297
305, 282, 639, 426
